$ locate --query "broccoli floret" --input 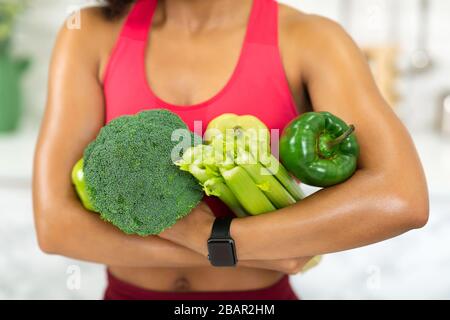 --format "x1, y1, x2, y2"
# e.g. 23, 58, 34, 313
83, 110, 203, 236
